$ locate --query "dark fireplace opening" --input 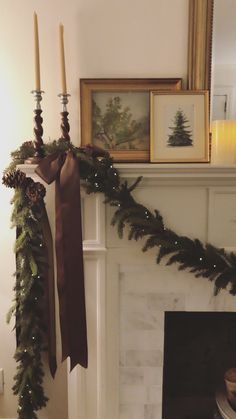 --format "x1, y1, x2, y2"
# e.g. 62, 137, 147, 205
162, 311, 236, 419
